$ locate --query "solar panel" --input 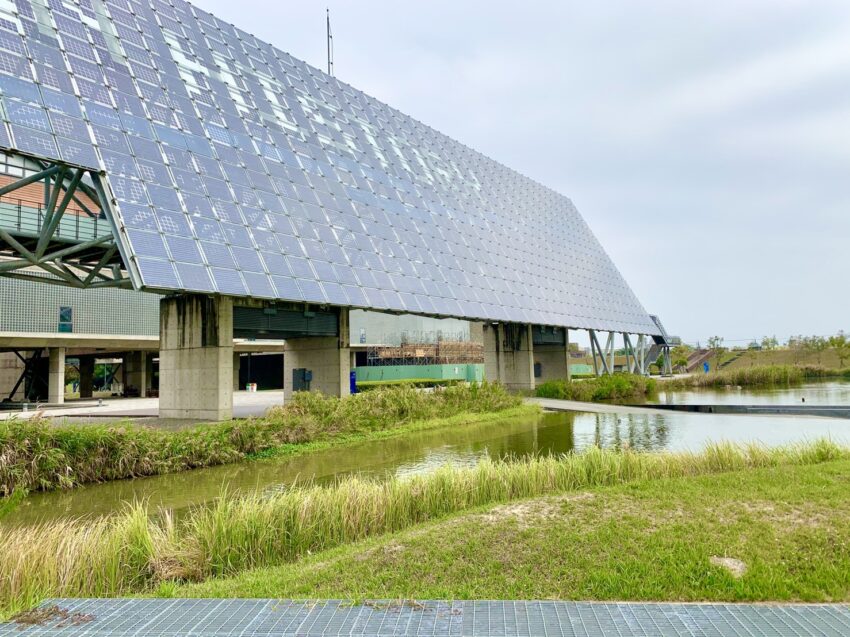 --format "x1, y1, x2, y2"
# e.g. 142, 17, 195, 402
0, 0, 661, 335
